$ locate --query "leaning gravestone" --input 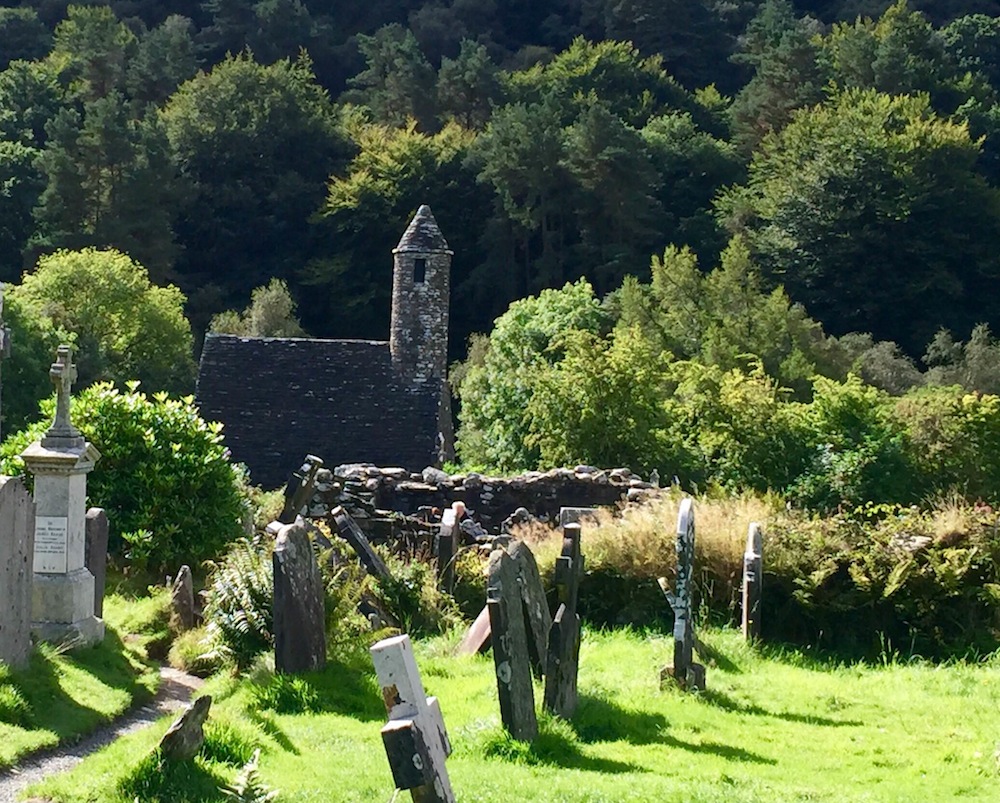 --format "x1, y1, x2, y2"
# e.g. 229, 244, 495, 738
659, 498, 706, 690
507, 540, 551, 679
85, 507, 108, 618
0, 477, 35, 669
371, 634, 454, 803
544, 522, 583, 719
487, 547, 538, 741
329, 505, 391, 581
742, 522, 763, 641
278, 455, 324, 524
273, 521, 326, 673
21, 346, 103, 646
